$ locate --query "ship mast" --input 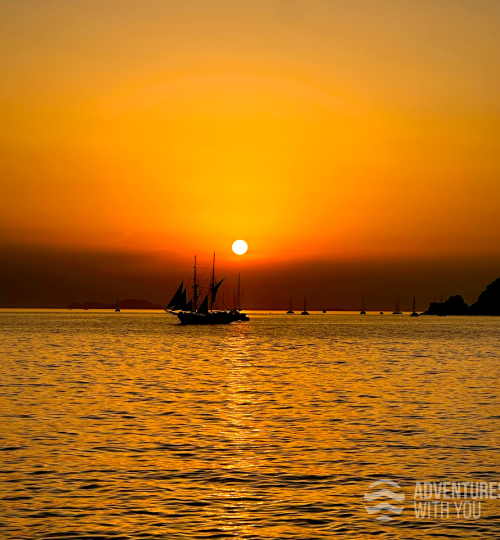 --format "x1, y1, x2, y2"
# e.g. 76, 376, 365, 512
210, 251, 216, 312
193, 255, 198, 312
237, 273, 241, 311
